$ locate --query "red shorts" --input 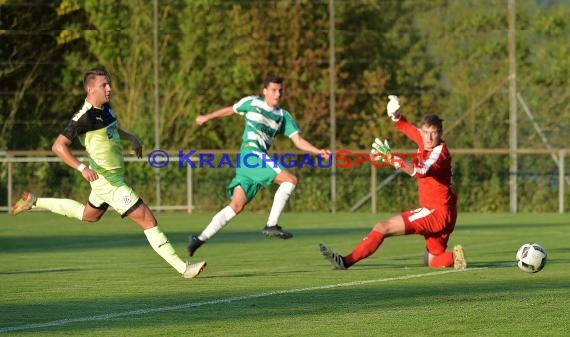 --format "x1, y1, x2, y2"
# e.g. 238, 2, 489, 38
401, 206, 457, 255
